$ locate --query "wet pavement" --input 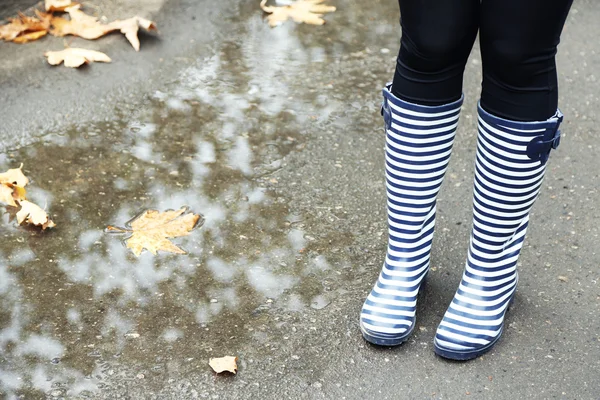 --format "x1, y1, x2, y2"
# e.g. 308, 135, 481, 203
0, 1, 40, 20
1, 0, 599, 399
